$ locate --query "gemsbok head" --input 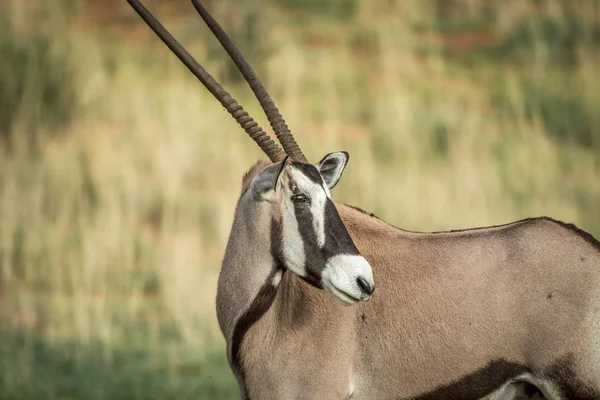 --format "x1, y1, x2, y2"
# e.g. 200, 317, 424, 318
125, 0, 374, 308
128, 1, 600, 400
250, 153, 375, 304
